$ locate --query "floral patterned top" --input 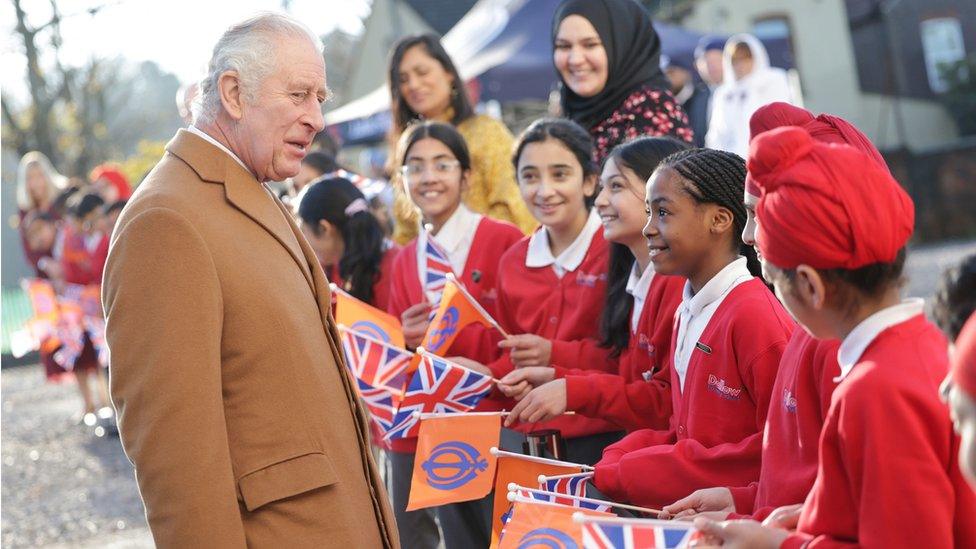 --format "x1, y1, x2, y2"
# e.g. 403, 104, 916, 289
589, 85, 695, 164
